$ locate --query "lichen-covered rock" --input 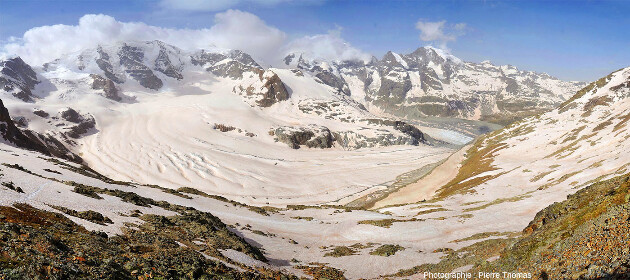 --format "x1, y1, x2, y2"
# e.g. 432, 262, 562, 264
473, 173, 630, 279
0, 203, 295, 279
